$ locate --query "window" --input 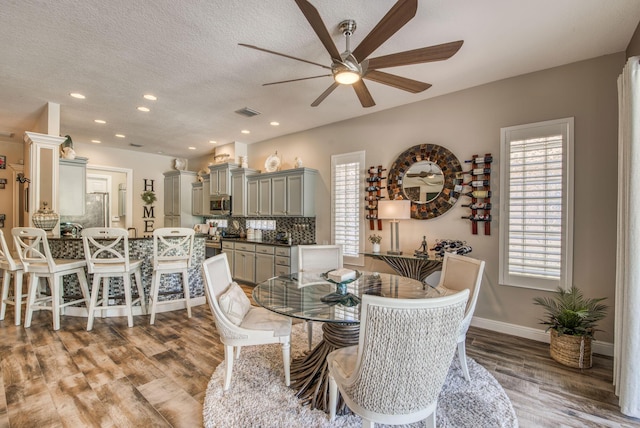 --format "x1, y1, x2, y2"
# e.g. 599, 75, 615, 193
499, 118, 574, 291
332, 151, 365, 266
